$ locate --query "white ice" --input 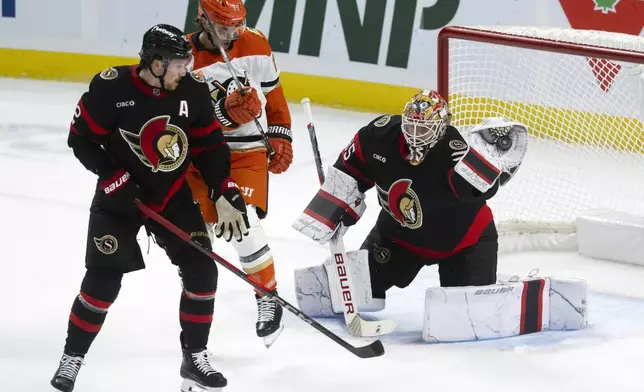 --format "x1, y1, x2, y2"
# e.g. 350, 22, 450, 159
1, 78, 644, 392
